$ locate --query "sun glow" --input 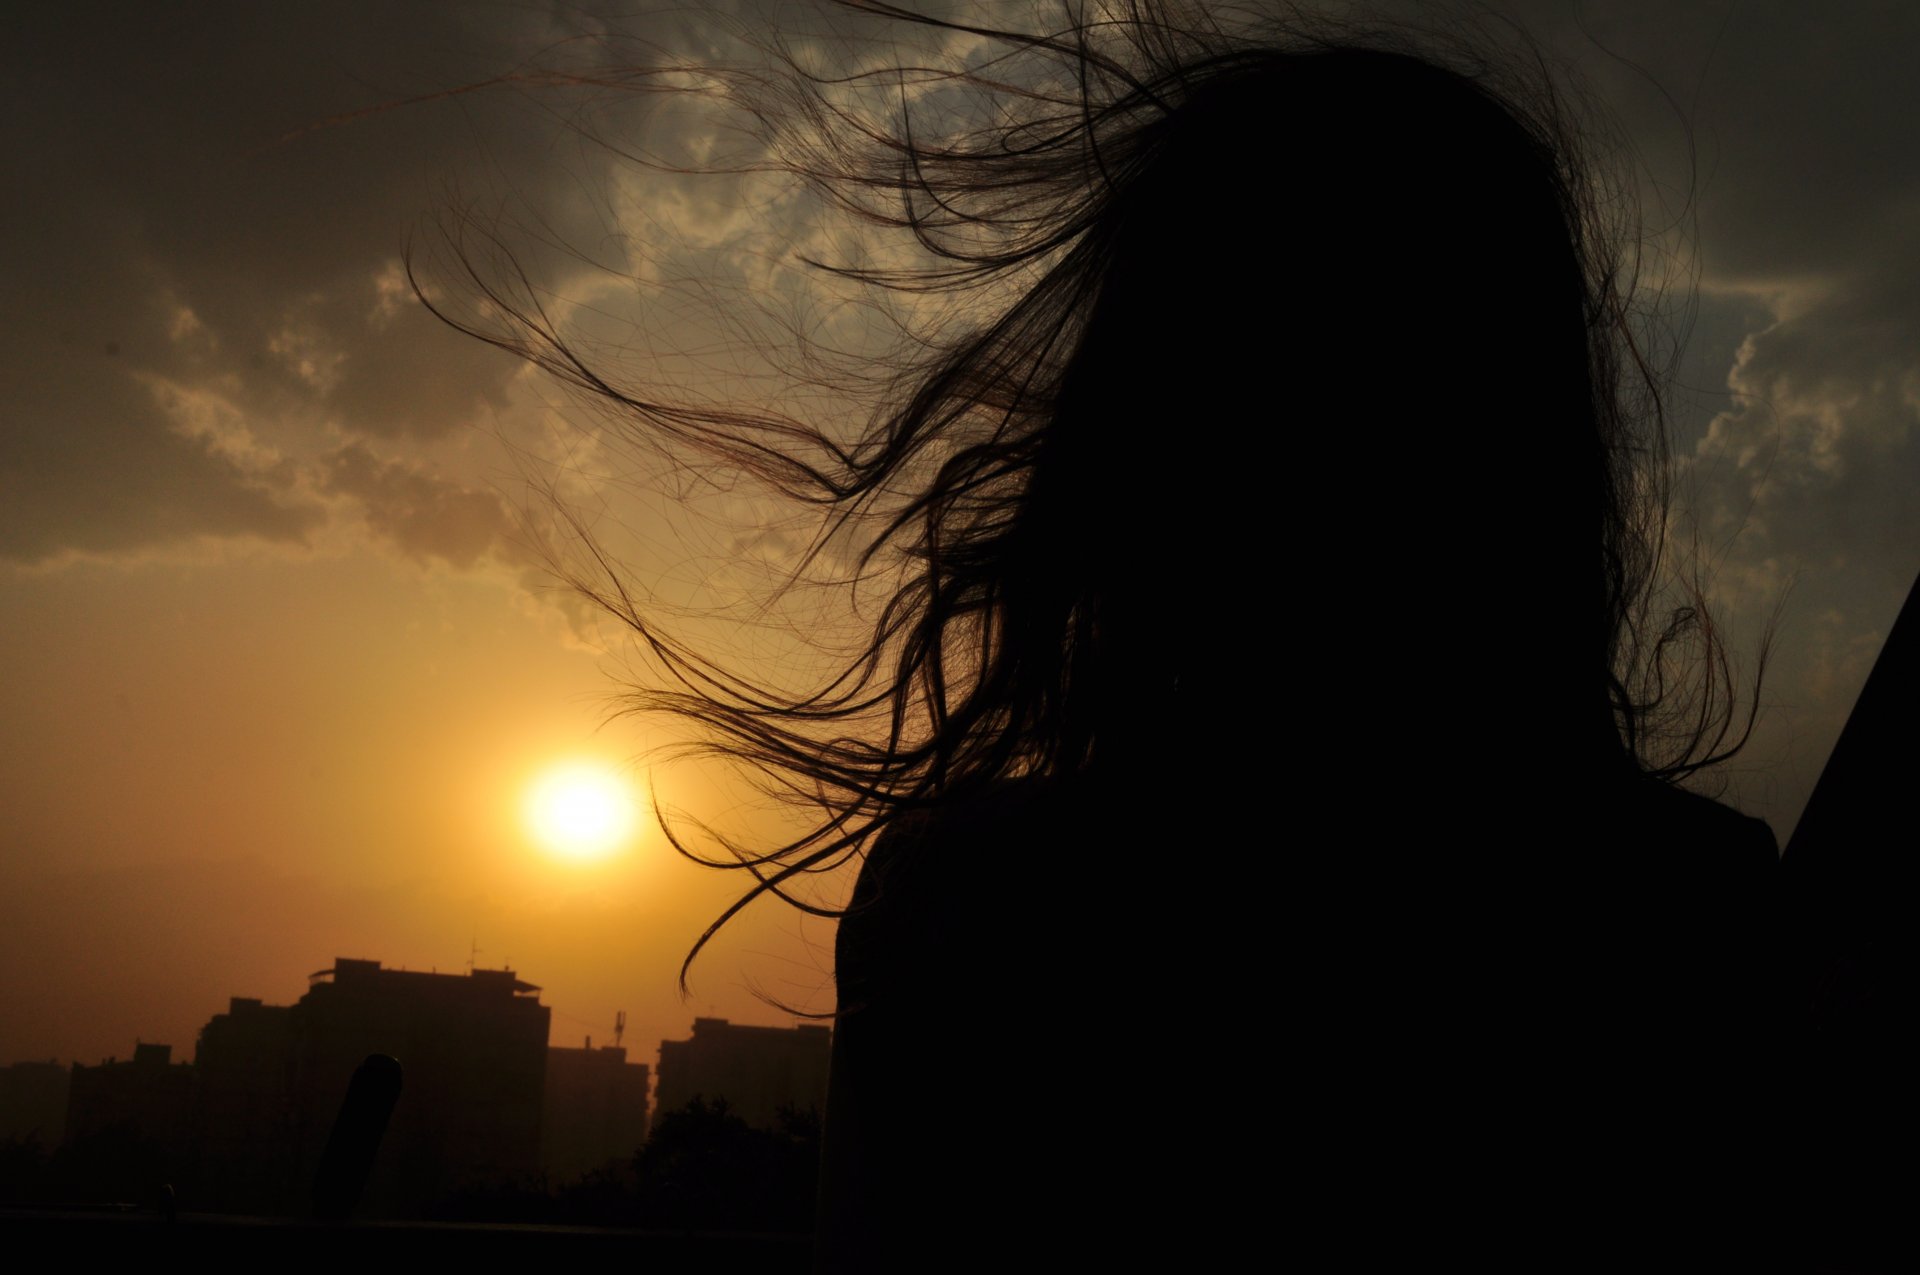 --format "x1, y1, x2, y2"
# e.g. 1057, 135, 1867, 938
524, 761, 639, 863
